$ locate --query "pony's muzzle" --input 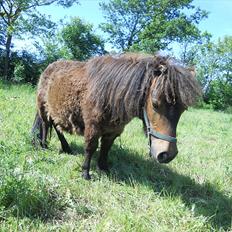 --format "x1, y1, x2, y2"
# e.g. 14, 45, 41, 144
150, 138, 178, 163
157, 152, 169, 163
156, 151, 177, 163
